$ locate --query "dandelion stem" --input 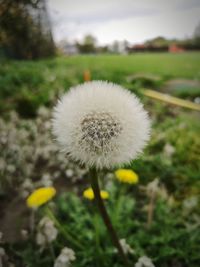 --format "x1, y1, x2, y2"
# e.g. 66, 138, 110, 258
49, 243, 56, 261
93, 213, 102, 266
147, 192, 156, 228
30, 208, 36, 233
90, 168, 130, 267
